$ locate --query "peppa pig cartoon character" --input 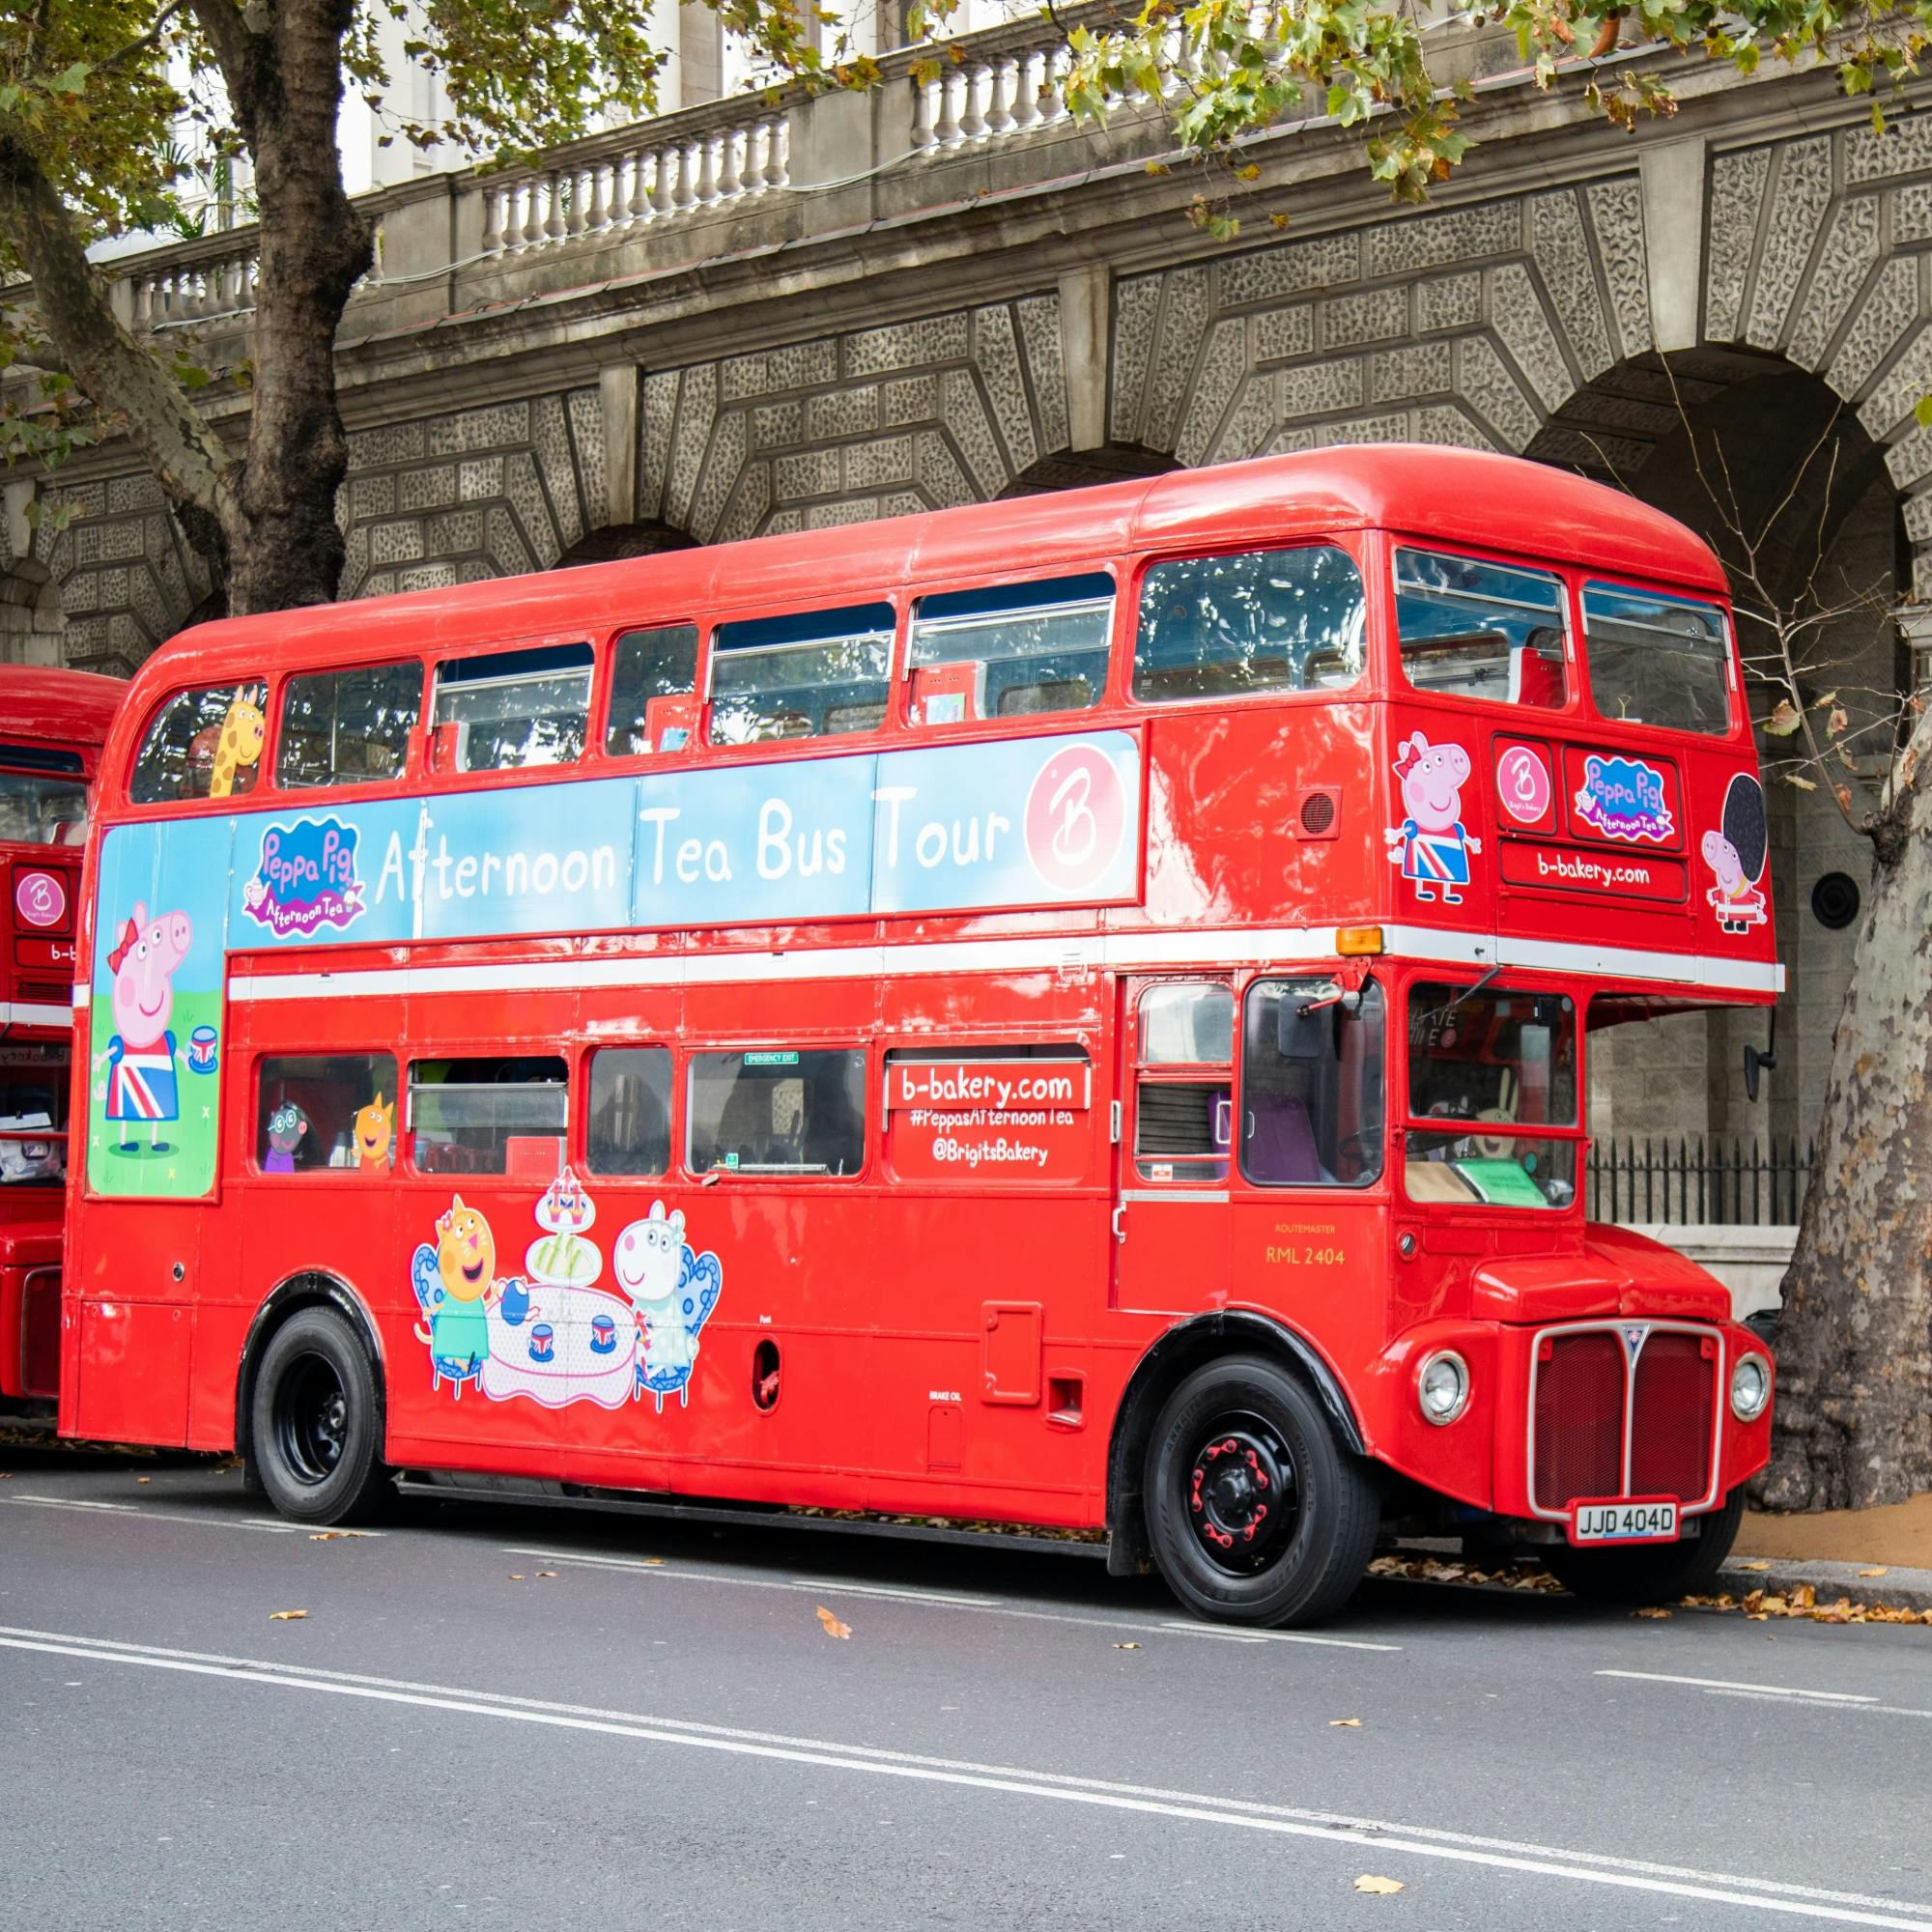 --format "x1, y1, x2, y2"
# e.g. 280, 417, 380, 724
102, 901, 192, 1151
1702, 829, 1767, 933
613, 1202, 724, 1411
1385, 734, 1482, 904
409, 1195, 499, 1395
